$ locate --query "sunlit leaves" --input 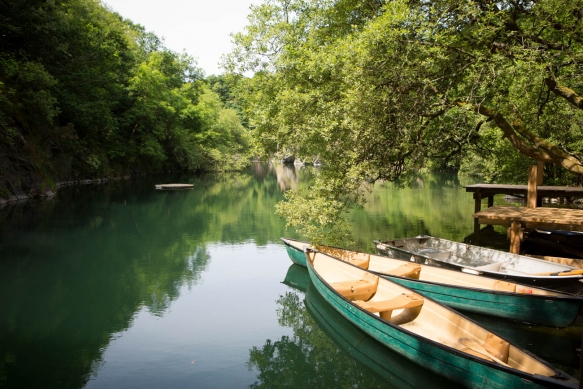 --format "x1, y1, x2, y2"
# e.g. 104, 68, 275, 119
228, 0, 583, 241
